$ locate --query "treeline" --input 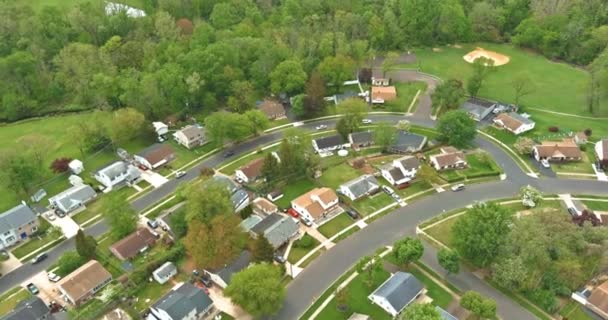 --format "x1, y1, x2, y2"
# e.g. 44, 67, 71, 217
1, 0, 608, 121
